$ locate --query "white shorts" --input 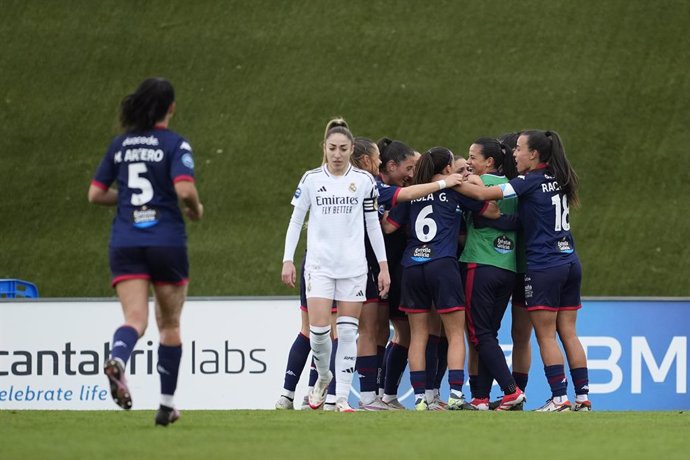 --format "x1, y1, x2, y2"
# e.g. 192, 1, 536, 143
304, 270, 367, 302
